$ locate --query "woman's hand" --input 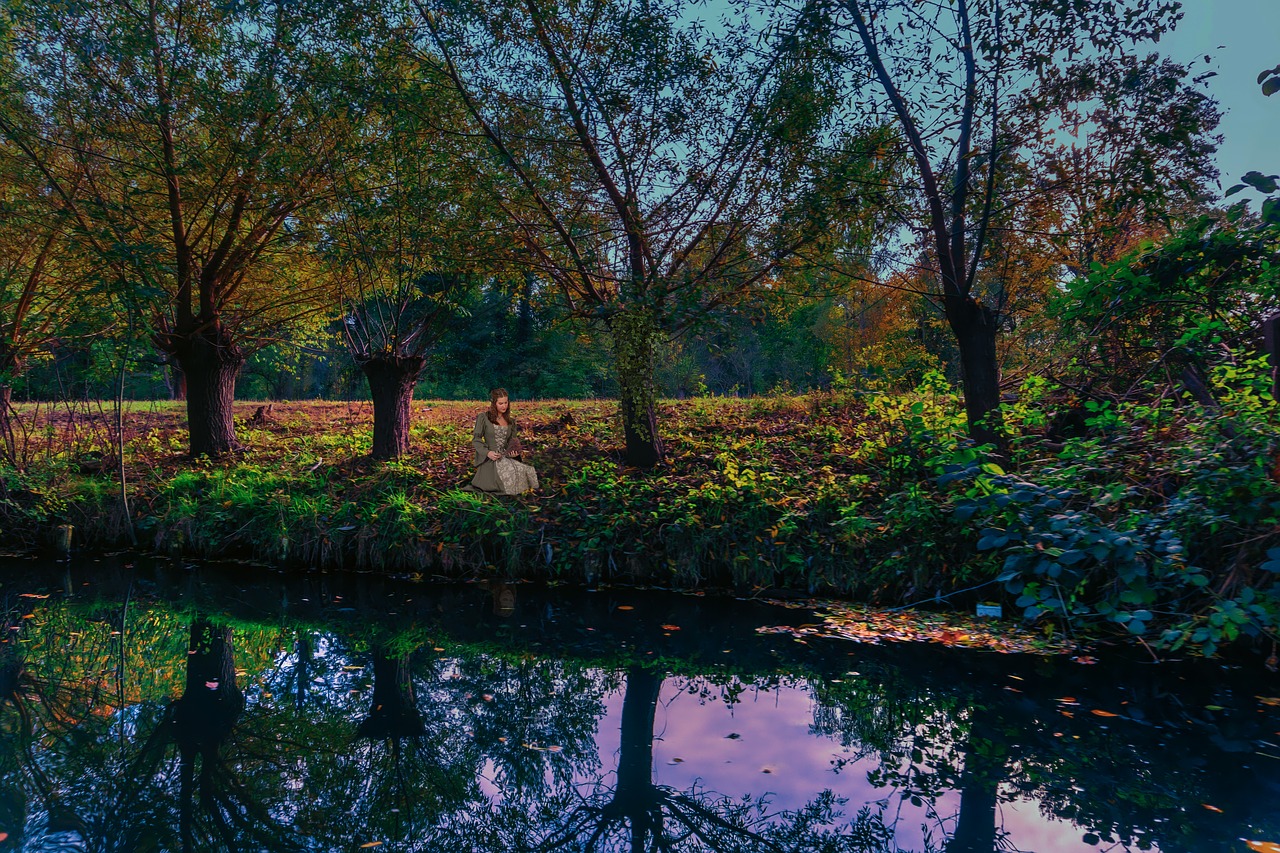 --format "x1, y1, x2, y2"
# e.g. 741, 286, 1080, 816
487, 451, 502, 461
